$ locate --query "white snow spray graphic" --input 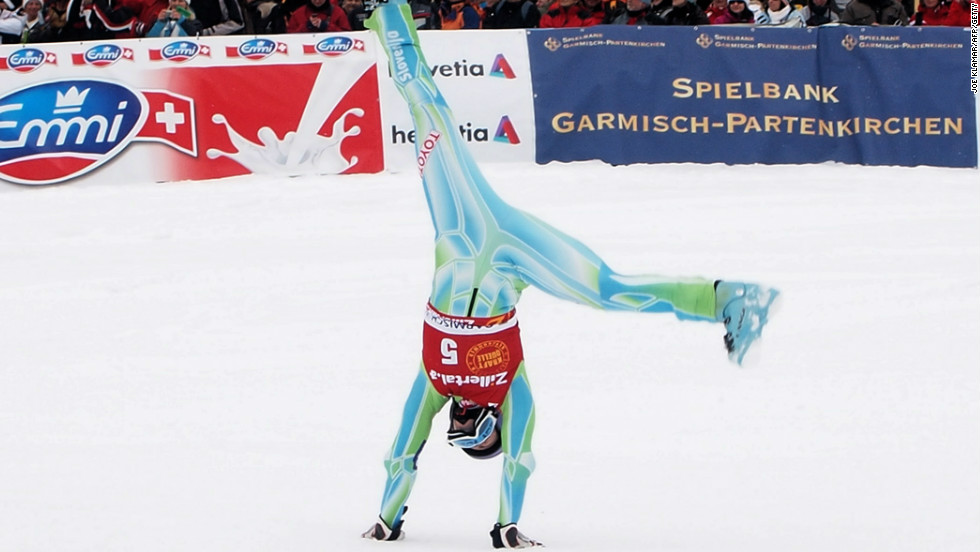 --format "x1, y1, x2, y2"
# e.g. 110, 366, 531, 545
206, 65, 369, 174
